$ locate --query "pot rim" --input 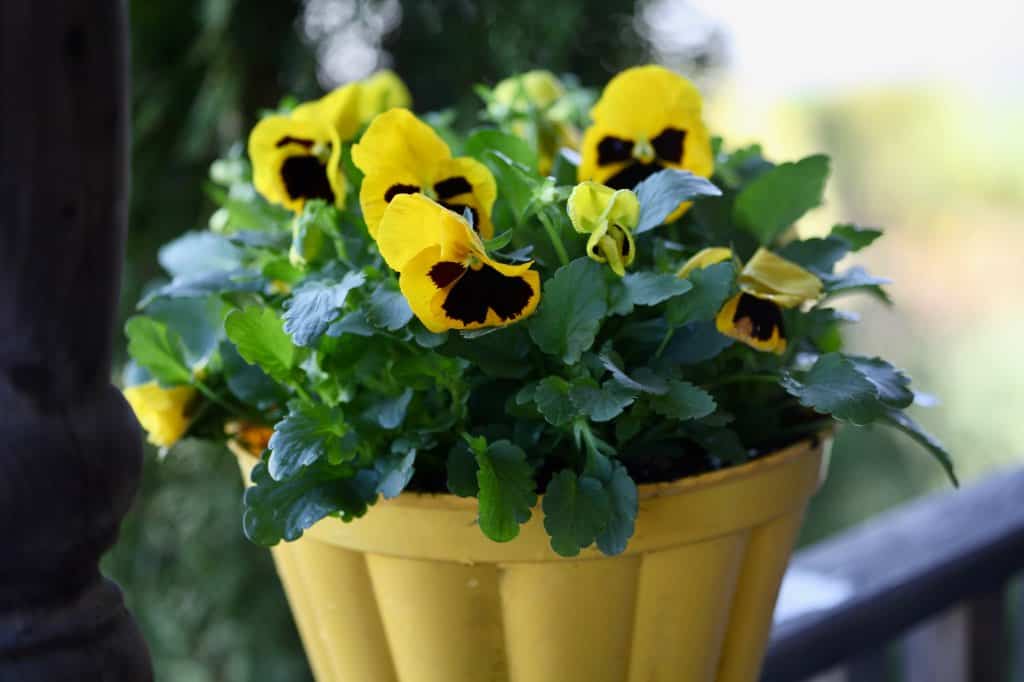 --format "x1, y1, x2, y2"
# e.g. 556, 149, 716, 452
230, 429, 831, 511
